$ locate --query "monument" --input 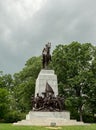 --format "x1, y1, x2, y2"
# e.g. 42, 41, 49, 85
14, 43, 84, 126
